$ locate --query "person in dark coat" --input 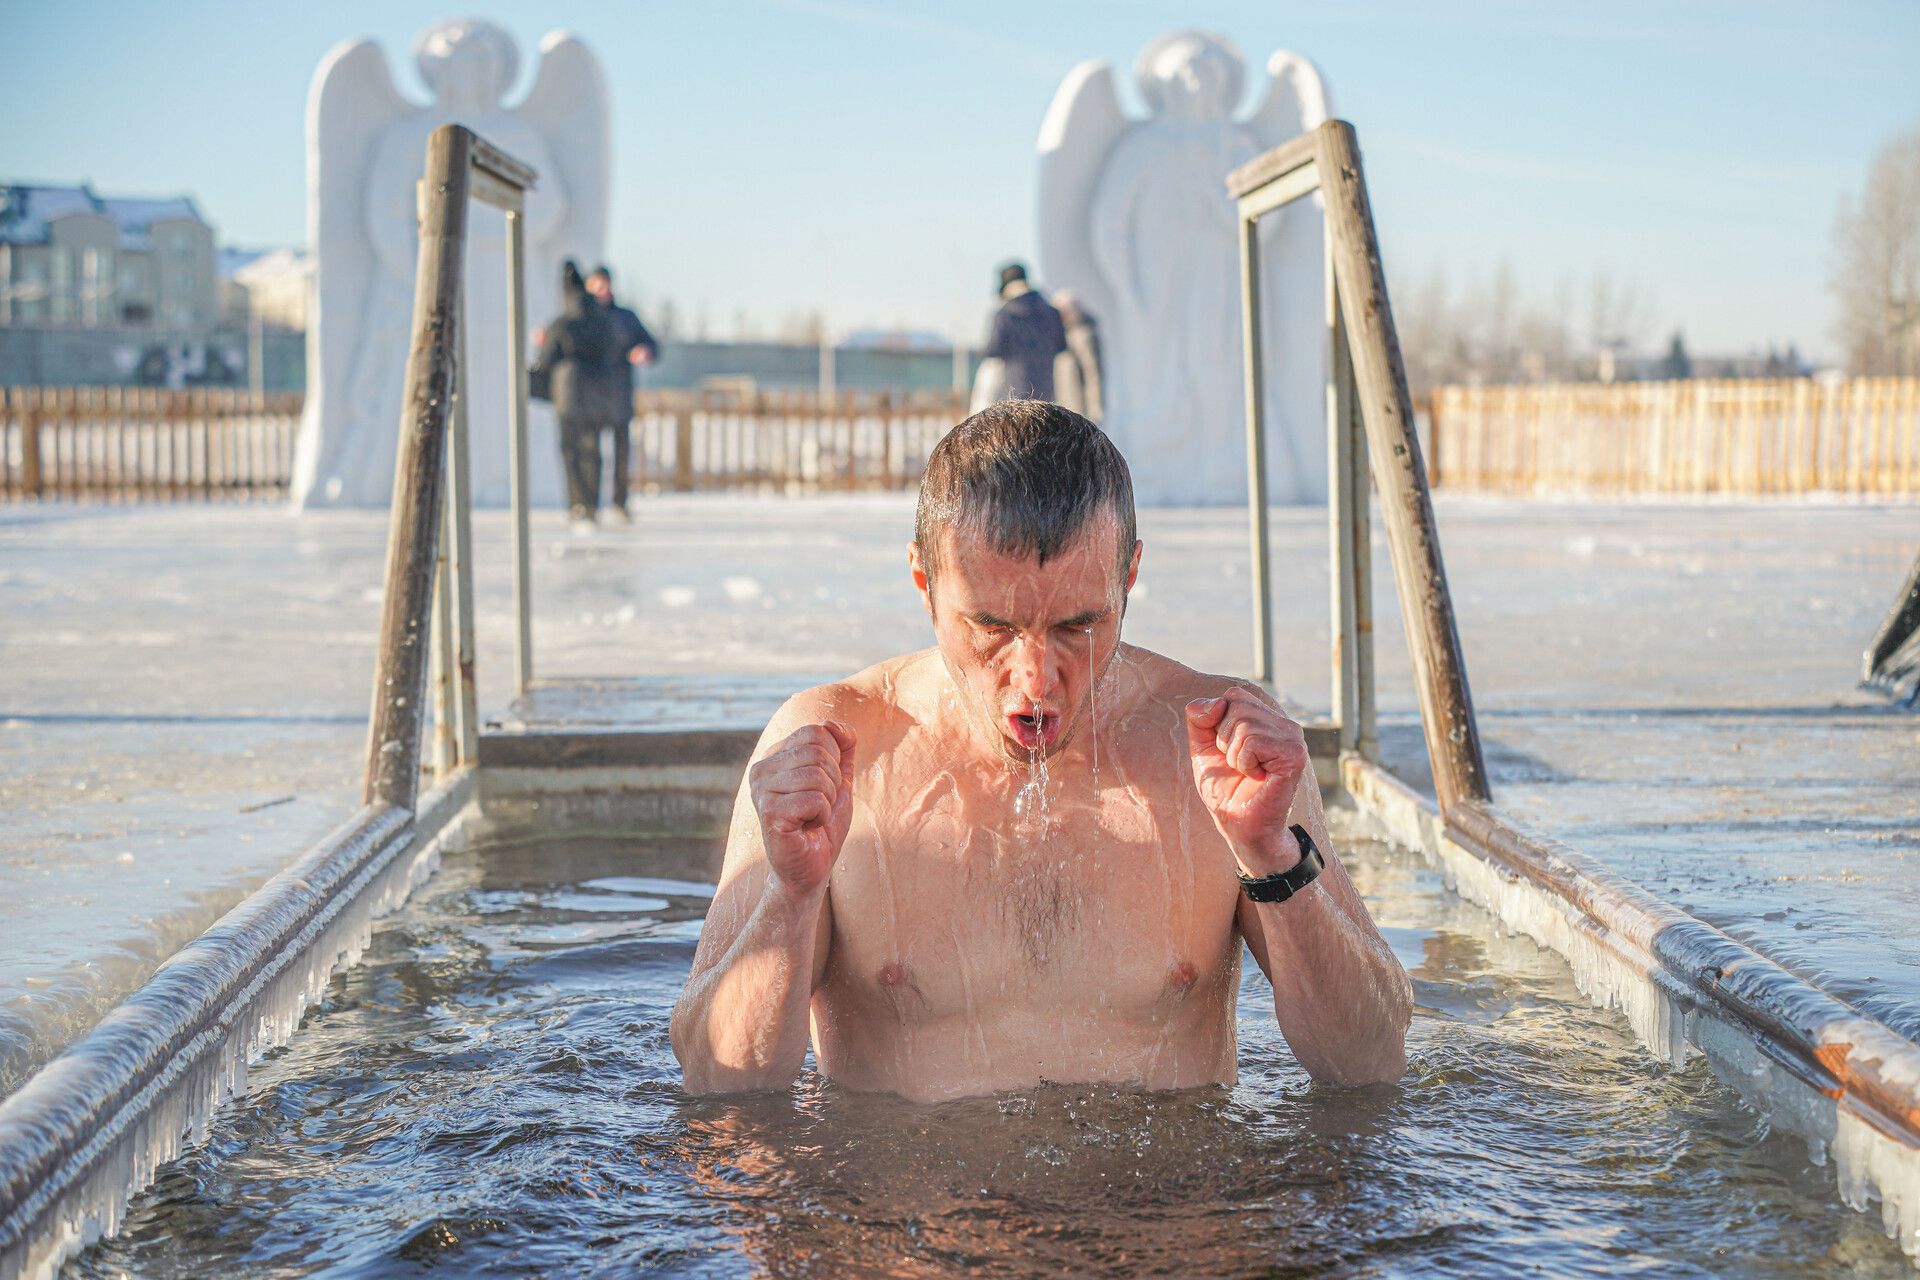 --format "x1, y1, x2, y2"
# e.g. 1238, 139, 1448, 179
586, 265, 660, 521
531, 260, 625, 529
983, 262, 1068, 401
